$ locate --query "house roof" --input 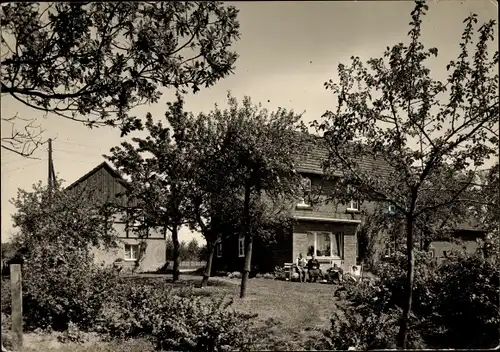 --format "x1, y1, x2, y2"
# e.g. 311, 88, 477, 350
66, 161, 131, 191
294, 135, 391, 178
